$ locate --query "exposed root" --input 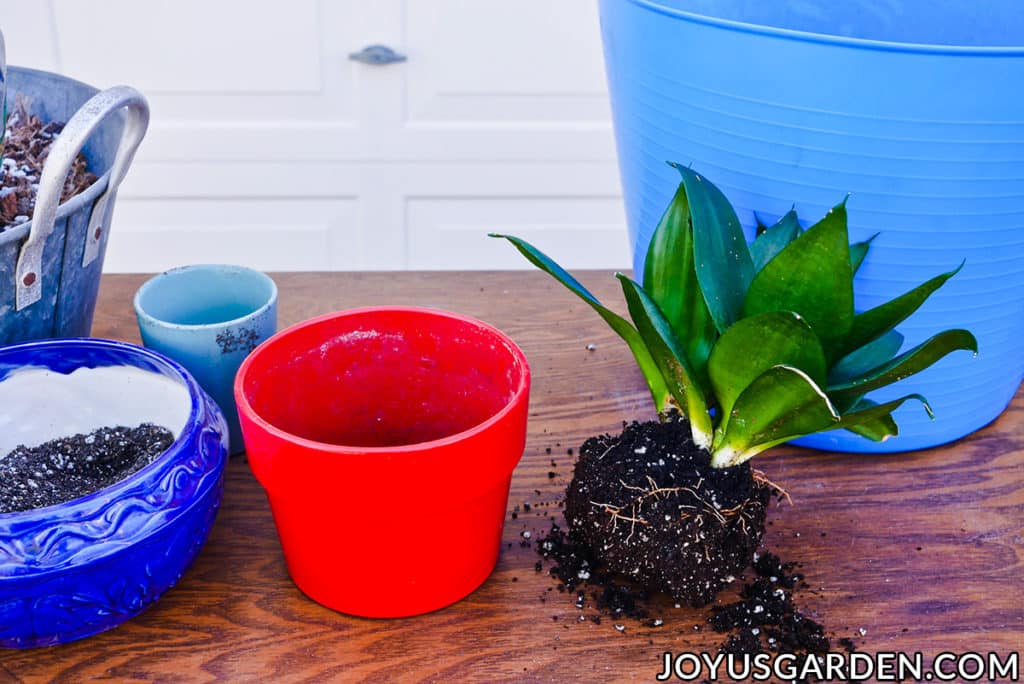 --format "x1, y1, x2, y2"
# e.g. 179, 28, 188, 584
595, 441, 618, 462
752, 468, 793, 505
590, 500, 650, 543
592, 471, 767, 533
590, 471, 771, 547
